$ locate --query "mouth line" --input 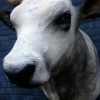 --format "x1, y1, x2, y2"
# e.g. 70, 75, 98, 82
4, 62, 49, 88
15, 83, 40, 88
